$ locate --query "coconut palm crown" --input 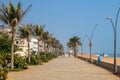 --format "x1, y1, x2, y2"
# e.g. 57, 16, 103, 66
67, 36, 81, 57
